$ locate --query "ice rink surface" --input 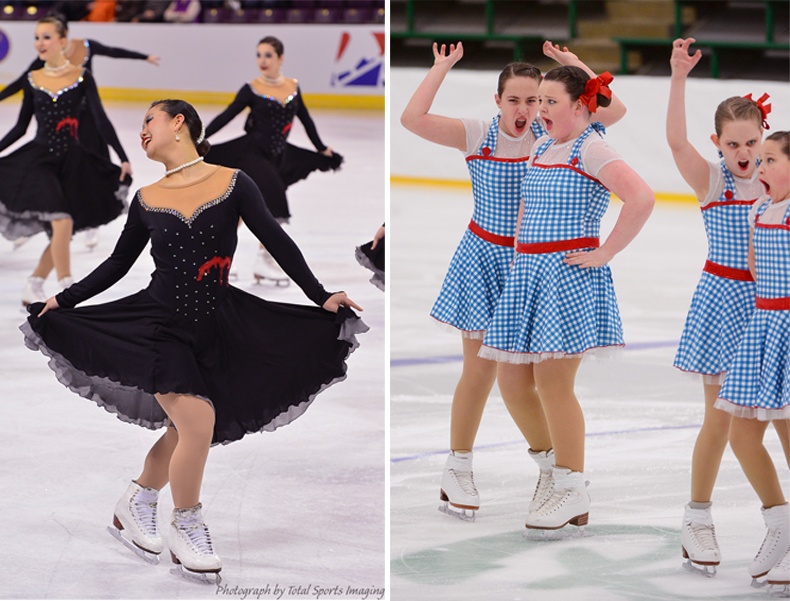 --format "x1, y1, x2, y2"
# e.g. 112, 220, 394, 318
390, 184, 789, 601
0, 100, 385, 599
